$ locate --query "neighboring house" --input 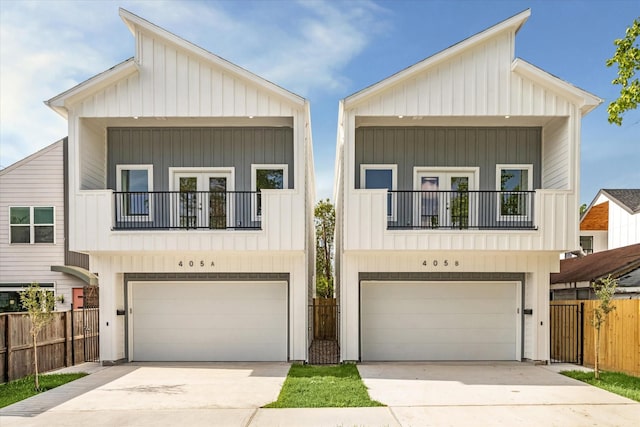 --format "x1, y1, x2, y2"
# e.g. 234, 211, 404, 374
334, 9, 601, 363
579, 189, 640, 255
0, 139, 93, 312
45, 9, 315, 363
551, 244, 640, 300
